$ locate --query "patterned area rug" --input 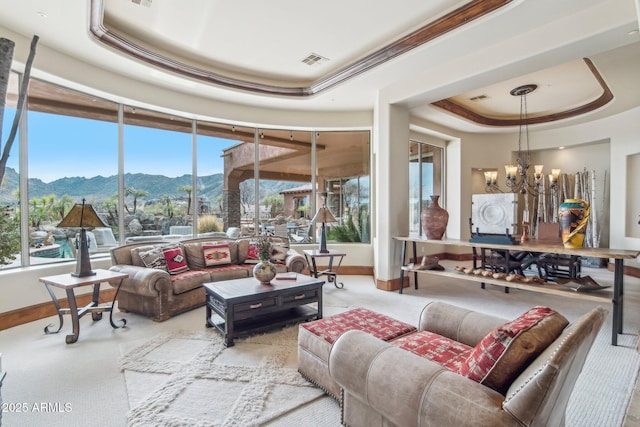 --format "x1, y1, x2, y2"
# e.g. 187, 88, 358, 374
120, 326, 340, 426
